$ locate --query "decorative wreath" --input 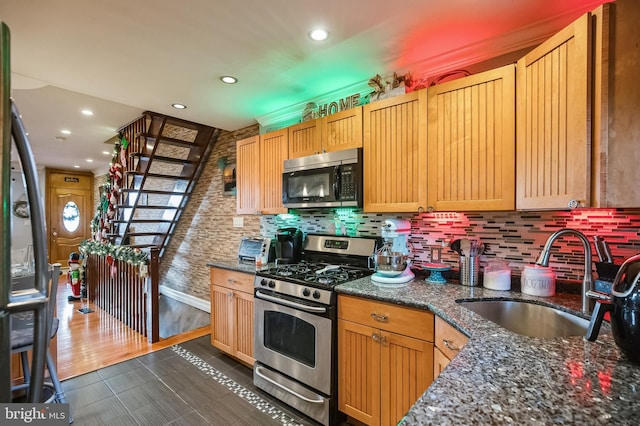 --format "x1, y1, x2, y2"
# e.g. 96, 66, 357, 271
12, 200, 30, 219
